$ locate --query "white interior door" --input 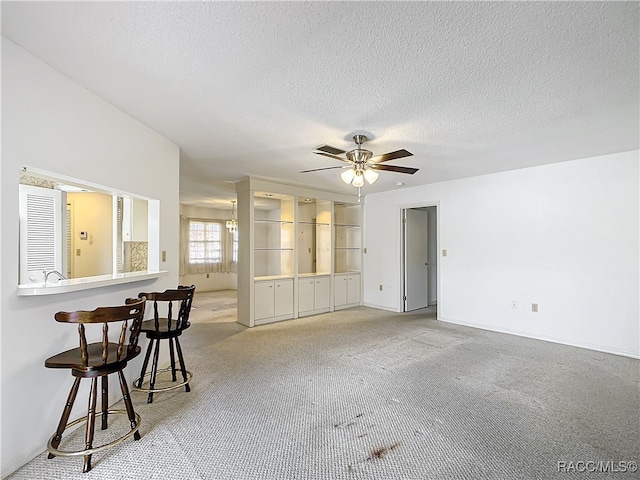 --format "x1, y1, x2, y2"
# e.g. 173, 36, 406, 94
404, 208, 429, 311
